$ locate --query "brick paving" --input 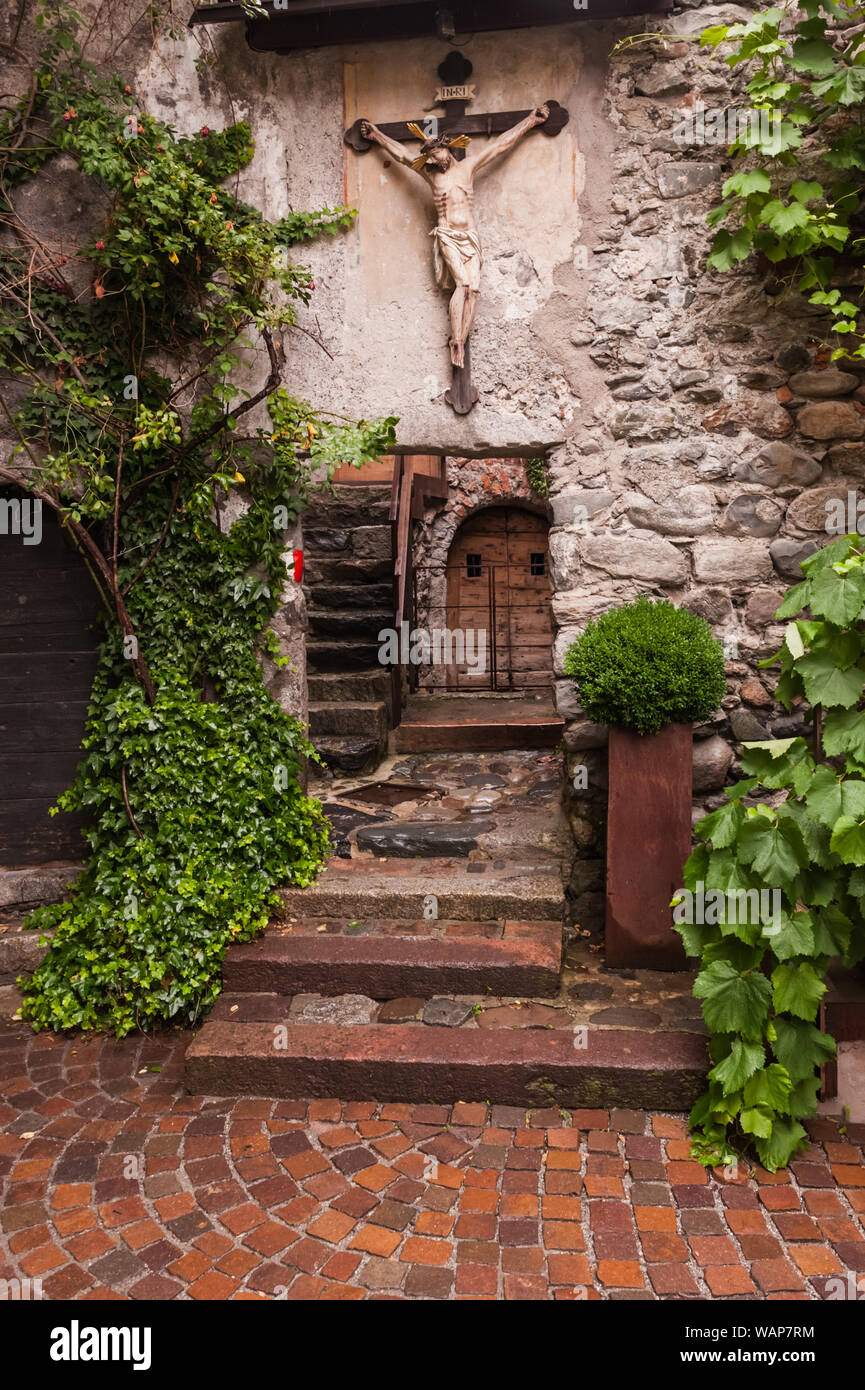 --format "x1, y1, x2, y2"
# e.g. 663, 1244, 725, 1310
1, 1026, 864, 1301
